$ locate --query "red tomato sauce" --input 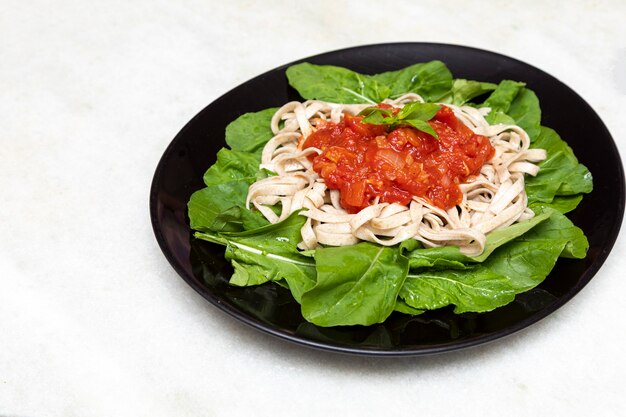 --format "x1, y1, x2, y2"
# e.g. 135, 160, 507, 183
301, 105, 495, 213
